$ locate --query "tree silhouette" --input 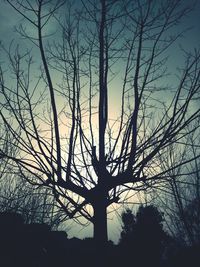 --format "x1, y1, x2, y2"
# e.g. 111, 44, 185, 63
120, 208, 136, 244
156, 125, 200, 246
0, 174, 65, 229
0, 0, 200, 247
172, 197, 200, 246
120, 205, 169, 266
